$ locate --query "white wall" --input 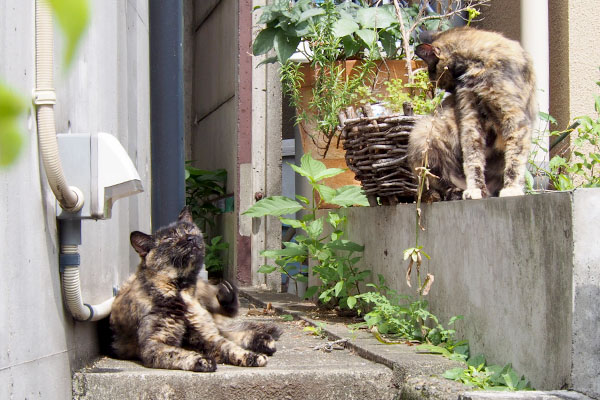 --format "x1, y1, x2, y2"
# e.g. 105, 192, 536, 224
0, 1, 151, 398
